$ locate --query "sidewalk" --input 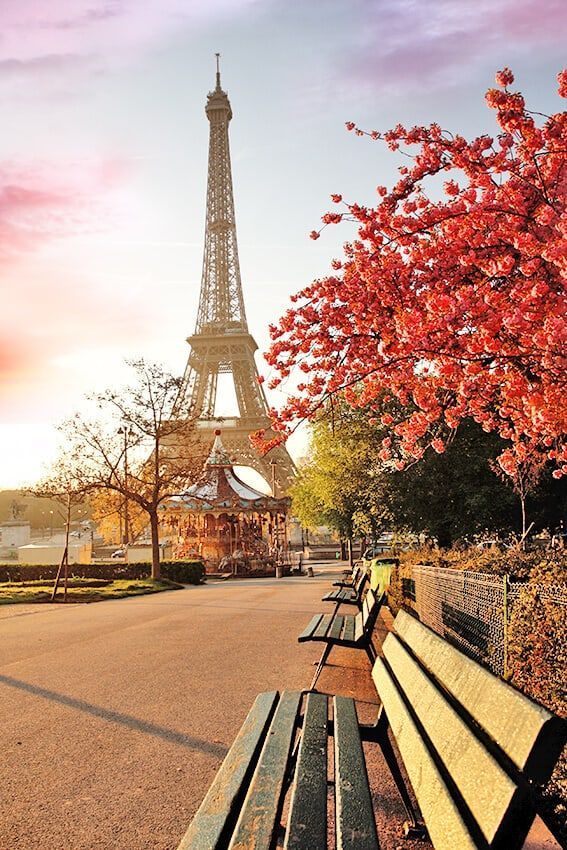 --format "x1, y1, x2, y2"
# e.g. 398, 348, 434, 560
0, 559, 559, 849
